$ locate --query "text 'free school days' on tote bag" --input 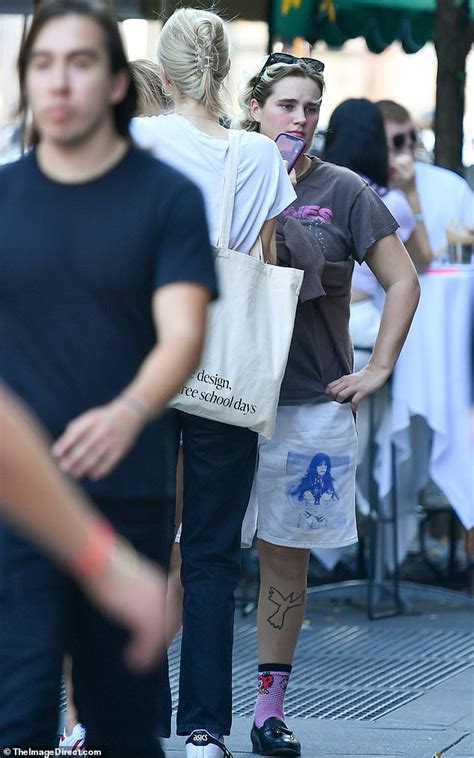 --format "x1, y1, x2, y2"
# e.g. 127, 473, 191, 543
169, 130, 303, 439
